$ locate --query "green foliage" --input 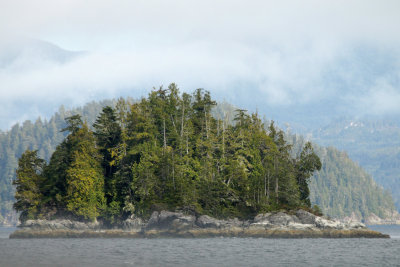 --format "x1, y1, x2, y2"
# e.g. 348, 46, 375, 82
288, 134, 396, 220
0, 99, 115, 224
12, 86, 322, 222
312, 204, 323, 216
295, 142, 322, 206
5, 86, 396, 224
61, 115, 83, 134
313, 118, 400, 212
13, 150, 45, 222
93, 106, 122, 206
65, 125, 105, 221
310, 145, 396, 219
